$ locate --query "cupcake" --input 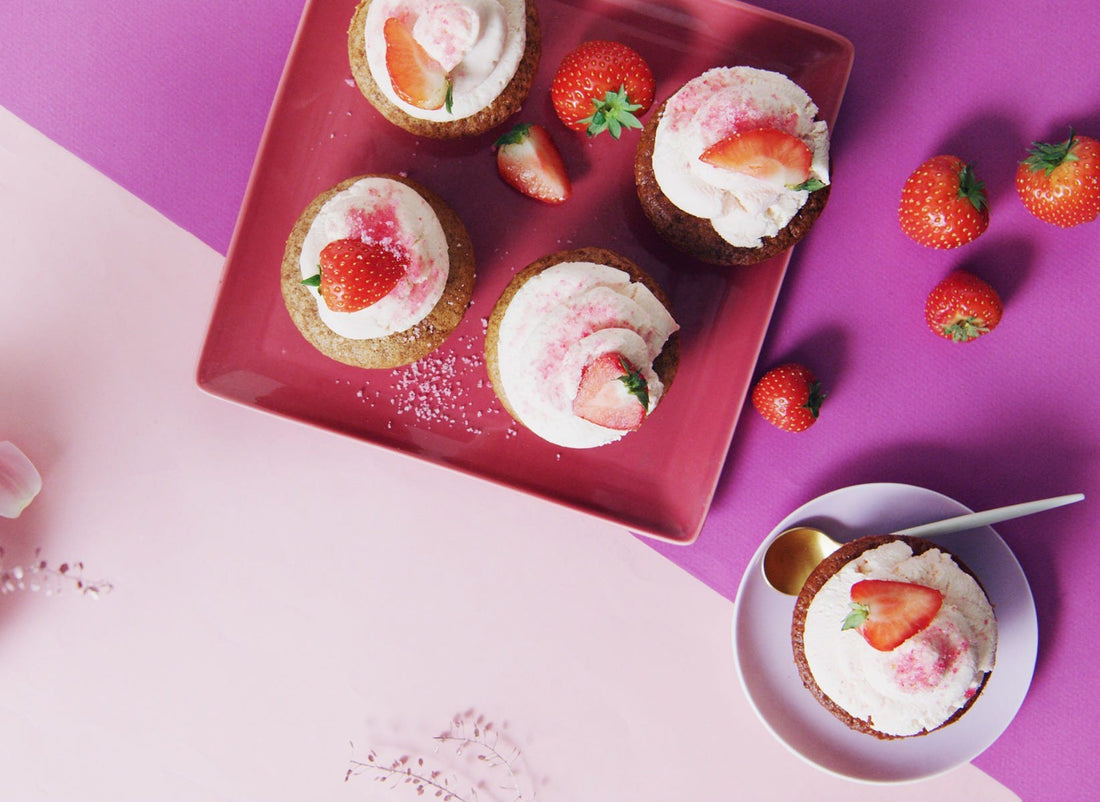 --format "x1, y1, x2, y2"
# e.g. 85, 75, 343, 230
635, 66, 832, 265
281, 174, 475, 368
791, 535, 998, 740
485, 248, 679, 448
348, 0, 540, 138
